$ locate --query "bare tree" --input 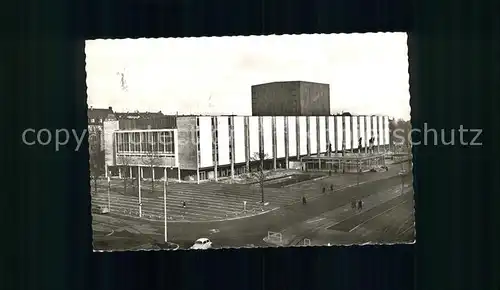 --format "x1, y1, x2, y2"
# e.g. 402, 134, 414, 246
248, 152, 272, 204
89, 133, 102, 195
141, 132, 162, 193
89, 152, 101, 196
116, 155, 134, 195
